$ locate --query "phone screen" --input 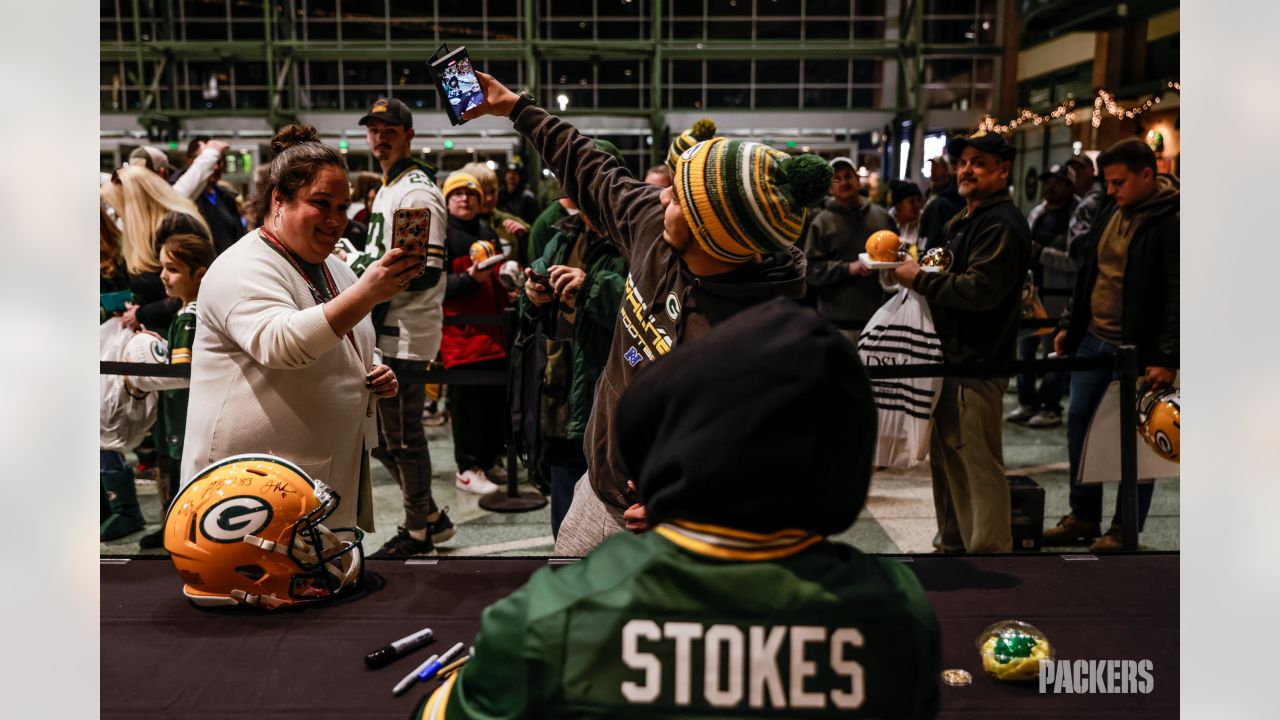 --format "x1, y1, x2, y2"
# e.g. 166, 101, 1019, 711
430, 47, 484, 126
